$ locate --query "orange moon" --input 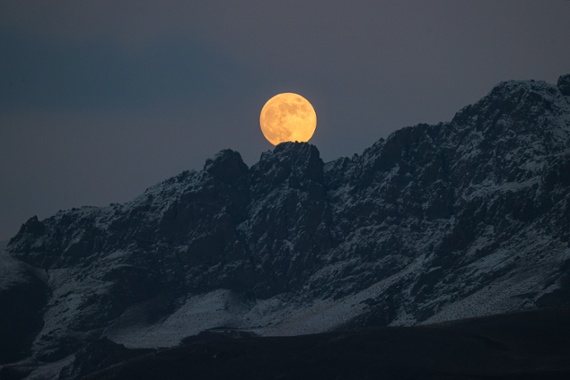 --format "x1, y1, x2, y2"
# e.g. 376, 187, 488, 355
259, 93, 317, 146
